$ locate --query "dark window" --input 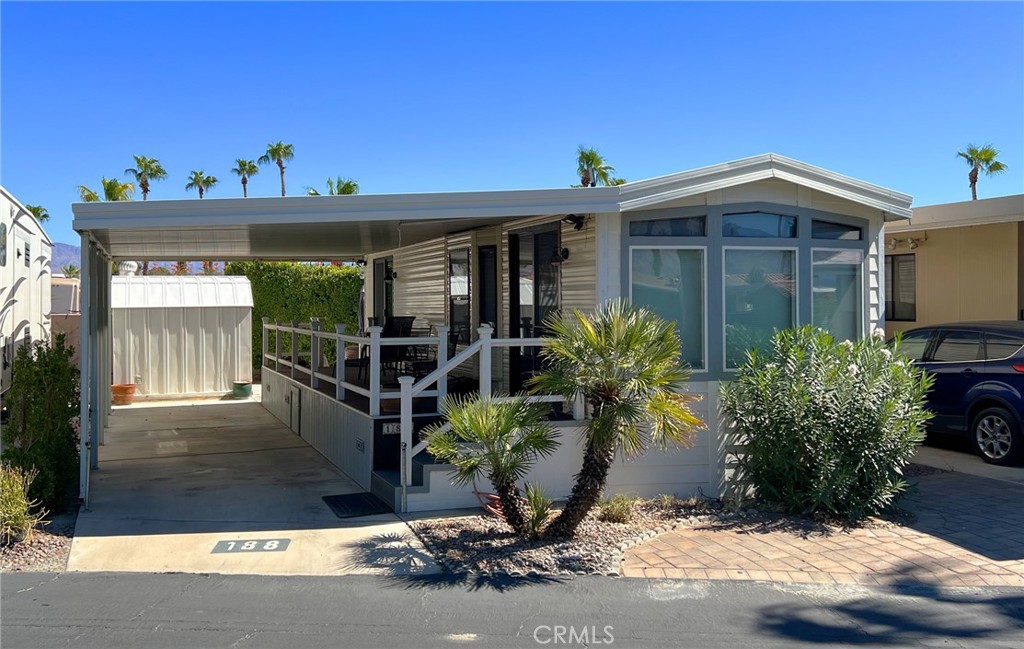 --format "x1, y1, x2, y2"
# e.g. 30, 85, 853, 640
24, 241, 30, 268
448, 248, 471, 344
931, 330, 984, 362
898, 330, 931, 361
885, 254, 916, 321
0, 223, 7, 267
722, 211, 797, 238
629, 216, 706, 237
478, 246, 498, 331
985, 333, 1024, 360
812, 219, 863, 241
